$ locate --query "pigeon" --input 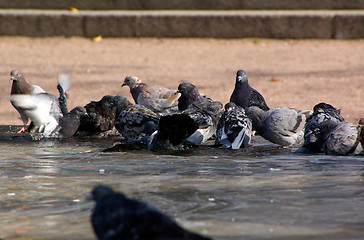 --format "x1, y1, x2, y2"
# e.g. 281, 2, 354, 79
246, 106, 312, 147
57, 69, 72, 116
78, 95, 129, 134
230, 70, 269, 111
148, 114, 199, 152
9, 70, 70, 138
55, 106, 88, 138
90, 185, 212, 240
114, 103, 160, 142
215, 102, 252, 149
177, 82, 202, 111
183, 99, 224, 145
303, 102, 345, 152
9, 70, 46, 132
359, 118, 364, 148
318, 120, 363, 156
122, 76, 181, 115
